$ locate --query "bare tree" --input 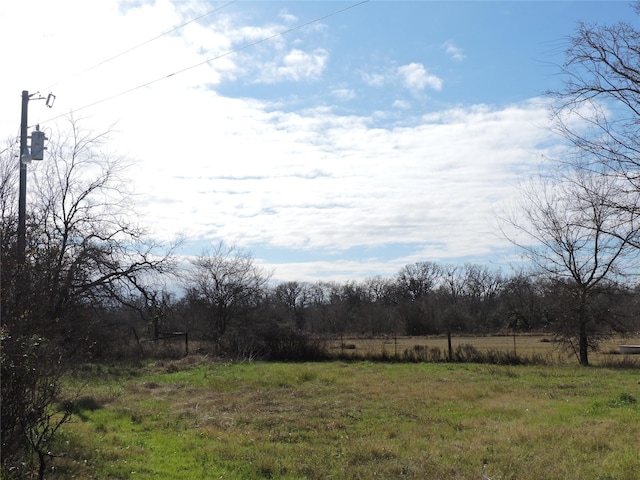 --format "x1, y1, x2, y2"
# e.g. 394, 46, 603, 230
549, 5, 640, 198
499, 272, 547, 332
393, 262, 441, 335
0, 139, 20, 322
1, 119, 175, 477
505, 166, 640, 365
361, 276, 395, 335
271, 281, 309, 330
0, 139, 18, 221
438, 264, 470, 360
538, 5, 640, 363
185, 242, 271, 337
463, 264, 505, 331
3, 119, 175, 344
